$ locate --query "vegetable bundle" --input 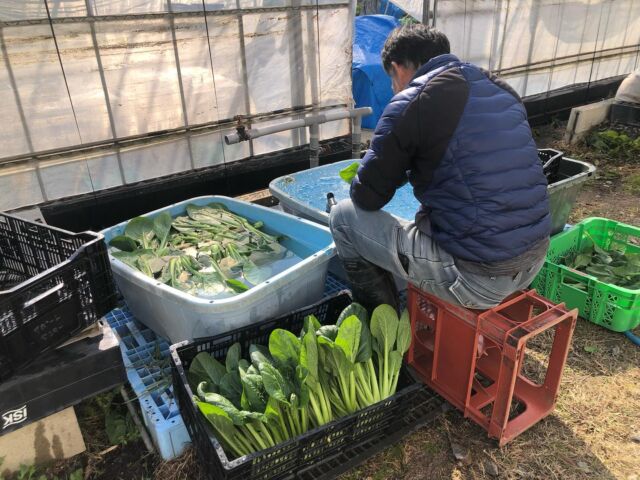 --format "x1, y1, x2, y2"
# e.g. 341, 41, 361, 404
563, 235, 640, 290
109, 203, 291, 298
189, 302, 412, 458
